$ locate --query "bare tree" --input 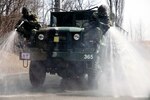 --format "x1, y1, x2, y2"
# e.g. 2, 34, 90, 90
62, 0, 98, 11
0, 0, 43, 34
0, 0, 24, 34
107, 0, 125, 26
